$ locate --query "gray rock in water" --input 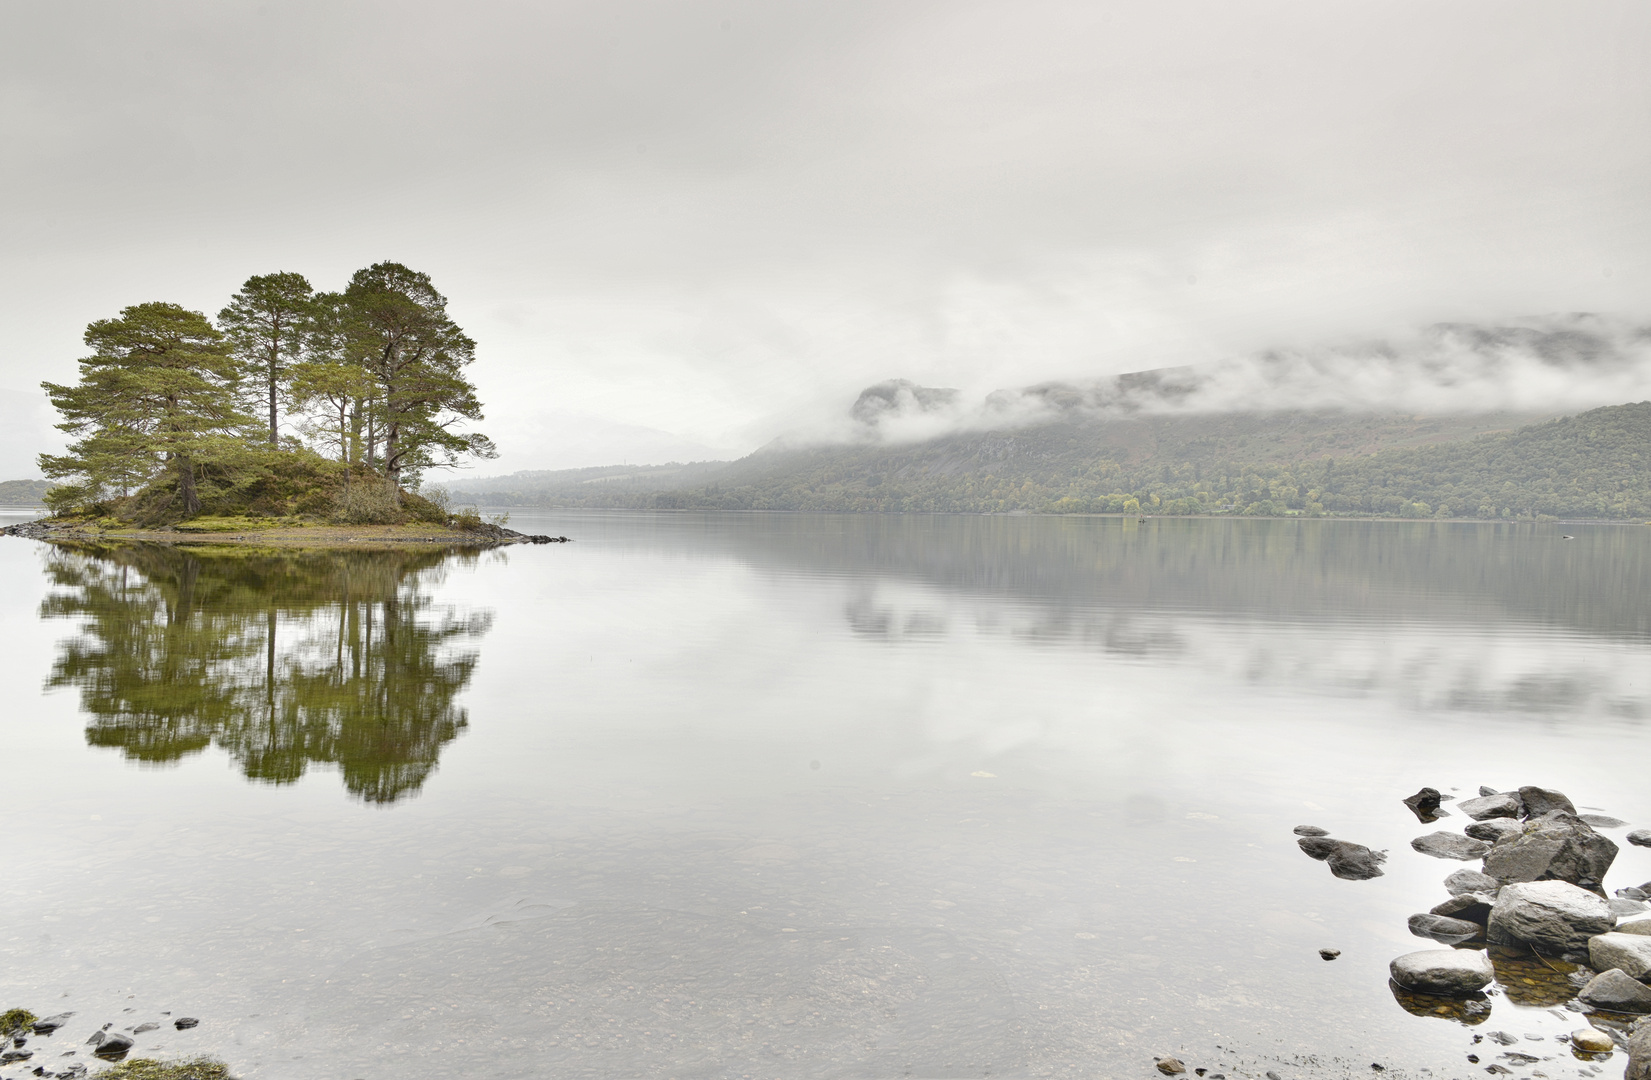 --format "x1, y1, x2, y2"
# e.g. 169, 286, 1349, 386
1411, 831, 1491, 861
131, 1022, 158, 1034
85, 1030, 104, 1047
1578, 969, 1651, 1013
31, 1013, 73, 1035
1460, 793, 1522, 820
1572, 1026, 1617, 1053
1408, 913, 1483, 943
1389, 948, 1495, 996
1519, 786, 1578, 819
1614, 898, 1651, 916
1629, 1021, 1651, 1080
1480, 786, 1501, 797
1319, 948, 1340, 960
1446, 868, 1500, 896
1487, 880, 1615, 952
172, 1017, 199, 1030
1581, 814, 1628, 829
1405, 787, 1449, 822
1156, 1055, 1187, 1075
1466, 818, 1524, 843
1483, 811, 1618, 887
92, 1033, 133, 1059
1624, 887, 1651, 901
1298, 836, 1387, 880
1293, 825, 1330, 837
1629, 829, 1651, 848
1591, 933, 1651, 981
1432, 891, 1498, 925
1618, 913, 1651, 937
